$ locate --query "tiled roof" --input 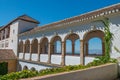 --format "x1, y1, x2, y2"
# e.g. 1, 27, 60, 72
0, 49, 17, 60
0, 14, 39, 31
18, 15, 40, 24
